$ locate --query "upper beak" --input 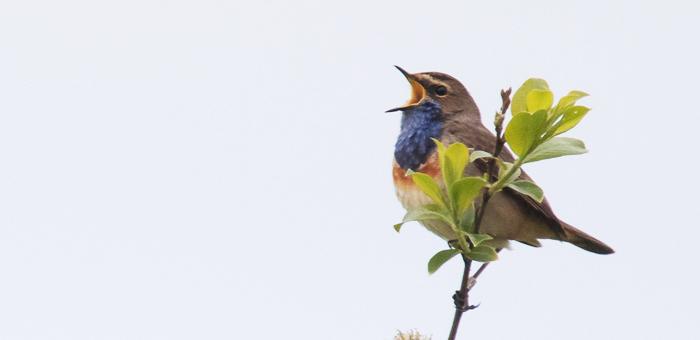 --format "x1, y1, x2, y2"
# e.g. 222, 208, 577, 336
386, 65, 426, 112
